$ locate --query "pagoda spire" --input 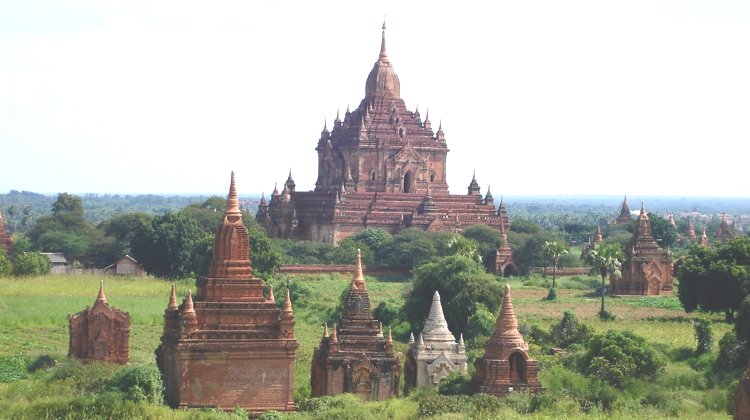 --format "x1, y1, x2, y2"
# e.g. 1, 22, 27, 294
282, 288, 293, 315
95, 280, 107, 305
351, 248, 366, 290
167, 283, 178, 311
323, 323, 329, 338
183, 290, 195, 315
422, 291, 456, 343
226, 171, 241, 215
268, 285, 276, 303
380, 20, 388, 60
